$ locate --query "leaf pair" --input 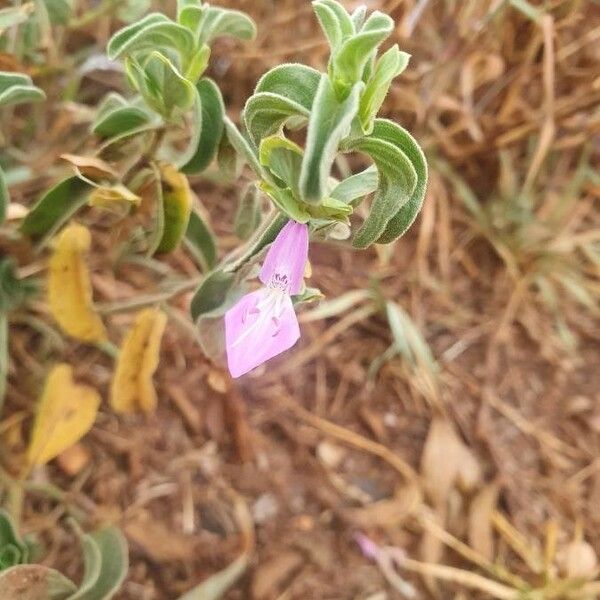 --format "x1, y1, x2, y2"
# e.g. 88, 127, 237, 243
0, 71, 45, 108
